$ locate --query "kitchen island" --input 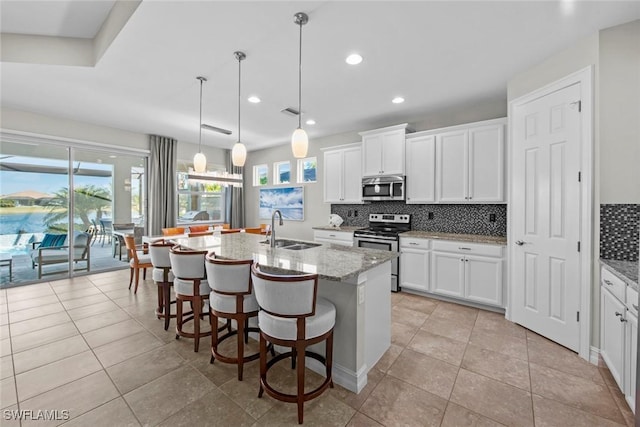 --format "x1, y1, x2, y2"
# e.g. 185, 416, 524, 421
172, 232, 397, 393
